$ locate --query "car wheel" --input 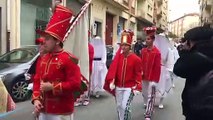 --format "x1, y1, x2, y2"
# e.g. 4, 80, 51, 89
11, 78, 29, 102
